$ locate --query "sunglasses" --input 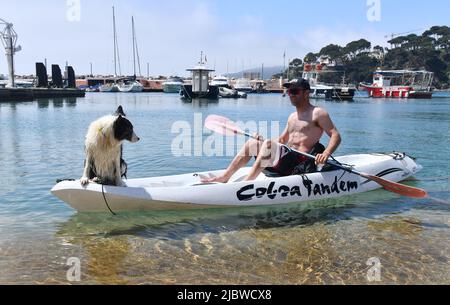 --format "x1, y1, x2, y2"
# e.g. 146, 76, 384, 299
287, 88, 305, 96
